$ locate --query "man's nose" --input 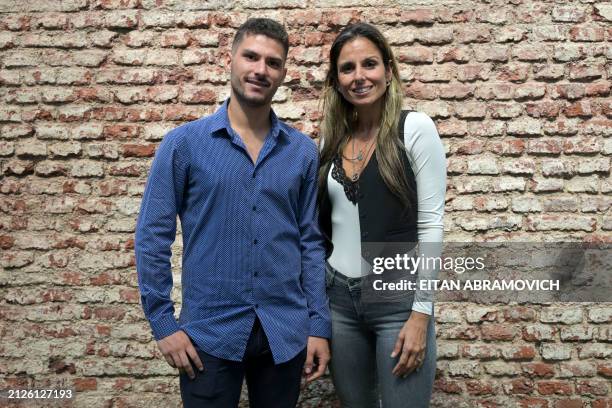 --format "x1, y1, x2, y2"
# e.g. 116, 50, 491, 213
253, 59, 267, 76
